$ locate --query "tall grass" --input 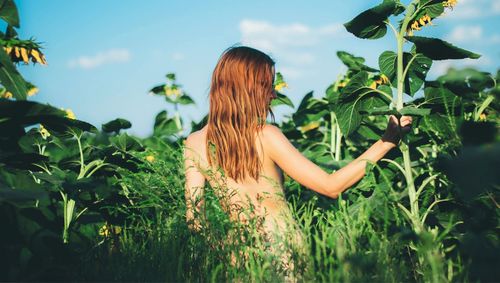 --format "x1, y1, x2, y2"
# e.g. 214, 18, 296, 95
75, 140, 471, 282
